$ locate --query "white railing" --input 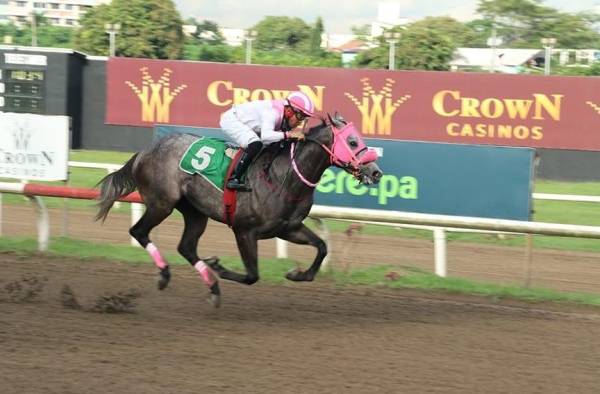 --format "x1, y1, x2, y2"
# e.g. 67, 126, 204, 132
67, 161, 122, 172
533, 193, 600, 203
66, 161, 141, 244
2, 161, 600, 280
